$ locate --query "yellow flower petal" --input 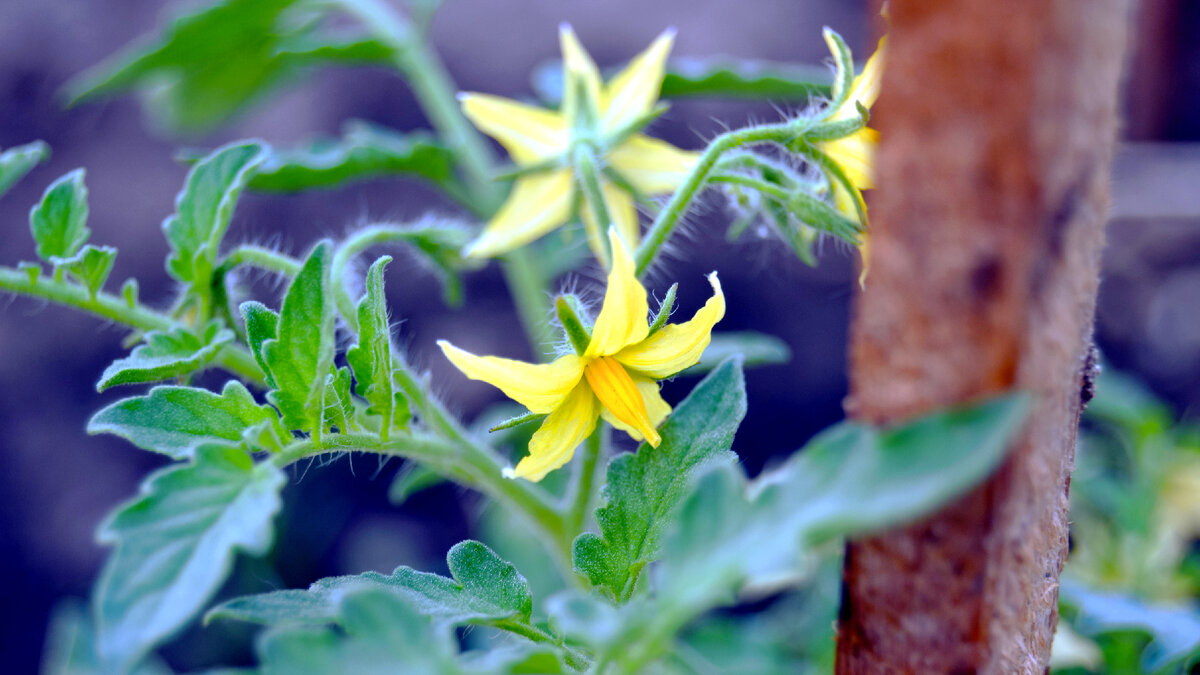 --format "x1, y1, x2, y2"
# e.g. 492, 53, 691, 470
584, 356, 661, 447
438, 340, 585, 414
600, 374, 671, 443
601, 29, 675, 134
460, 92, 568, 165
559, 24, 603, 125
586, 228, 650, 357
609, 135, 699, 195
507, 382, 599, 481
579, 180, 640, 265
615, 271, 725, 378
464, 170, 575, 258
820, 127, 878, 190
